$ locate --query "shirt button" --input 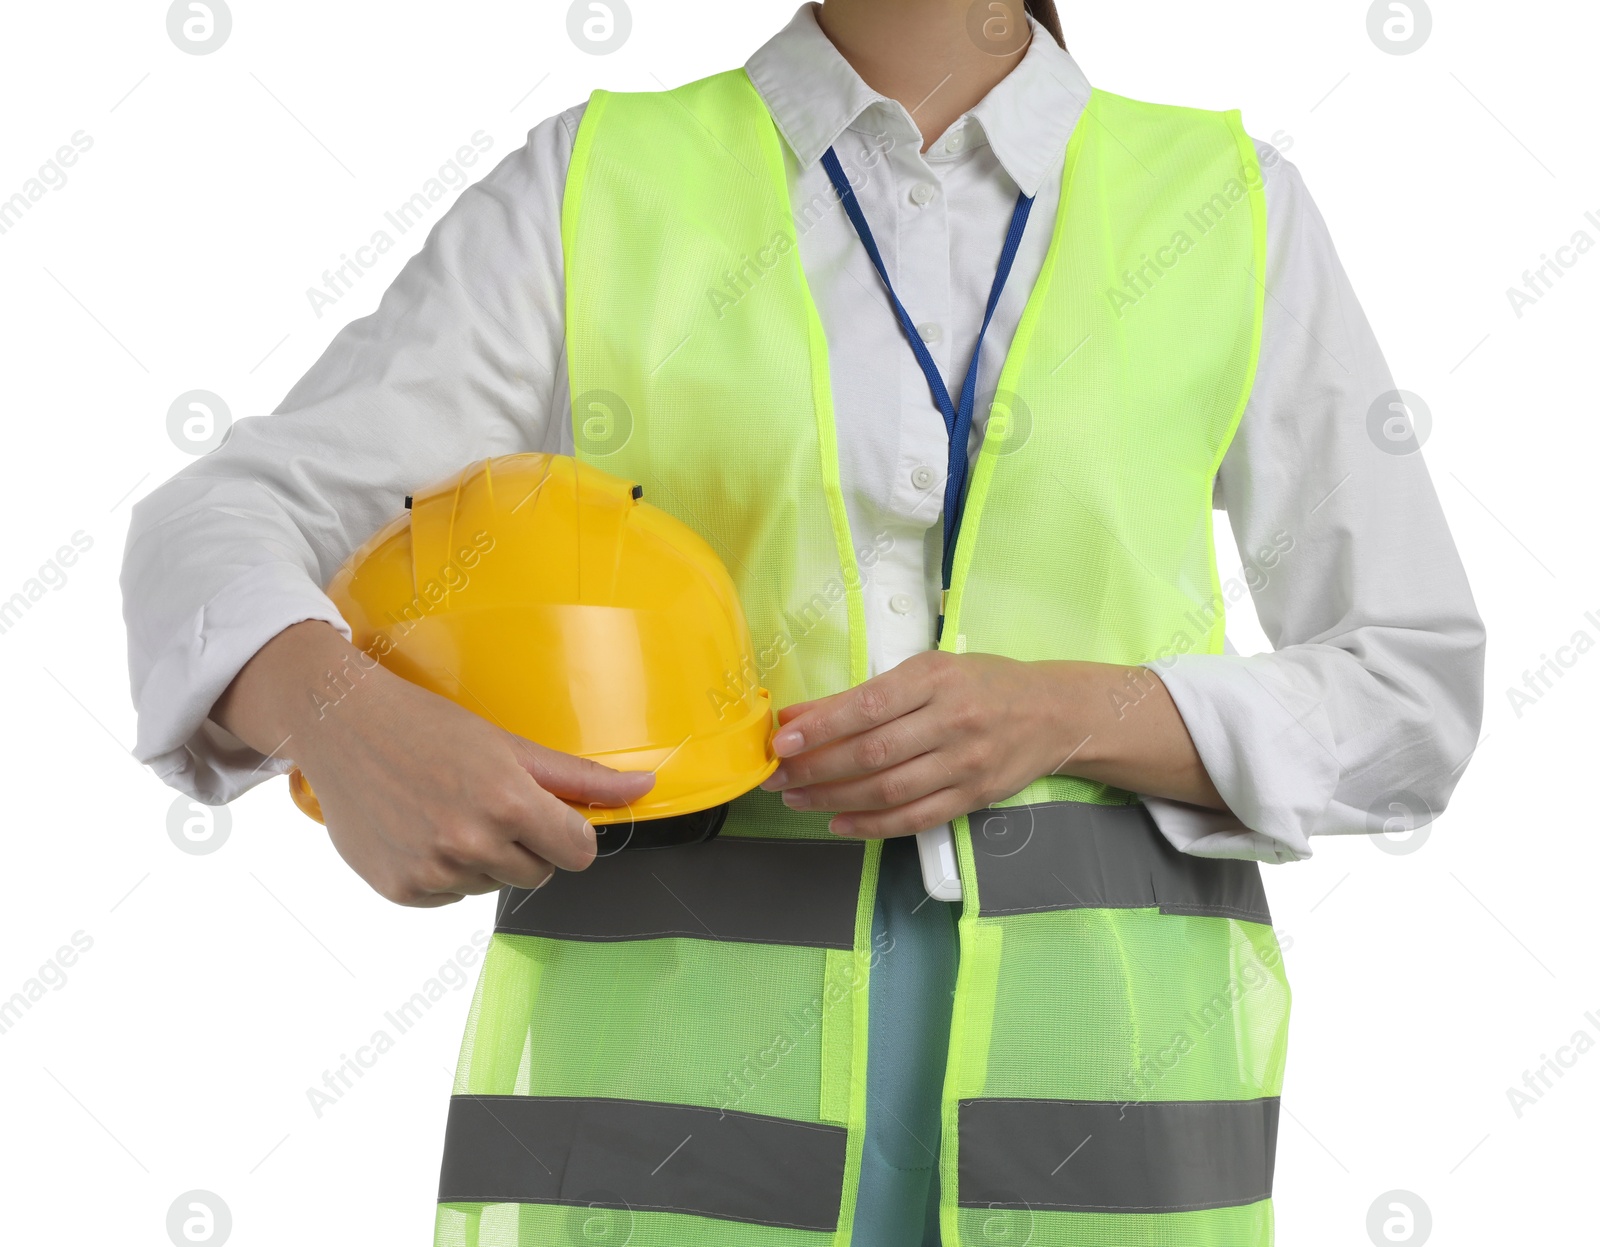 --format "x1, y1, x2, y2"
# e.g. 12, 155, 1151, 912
918, 322, 942, 343
910, 465, 936, 491
889, 593, 914, 615
910, 182, 936, 206
945, 130, 966, 153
